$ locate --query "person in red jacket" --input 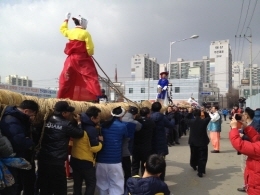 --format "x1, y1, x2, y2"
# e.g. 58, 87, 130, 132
229, 117, 260, 195
58, 13, 101, 101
